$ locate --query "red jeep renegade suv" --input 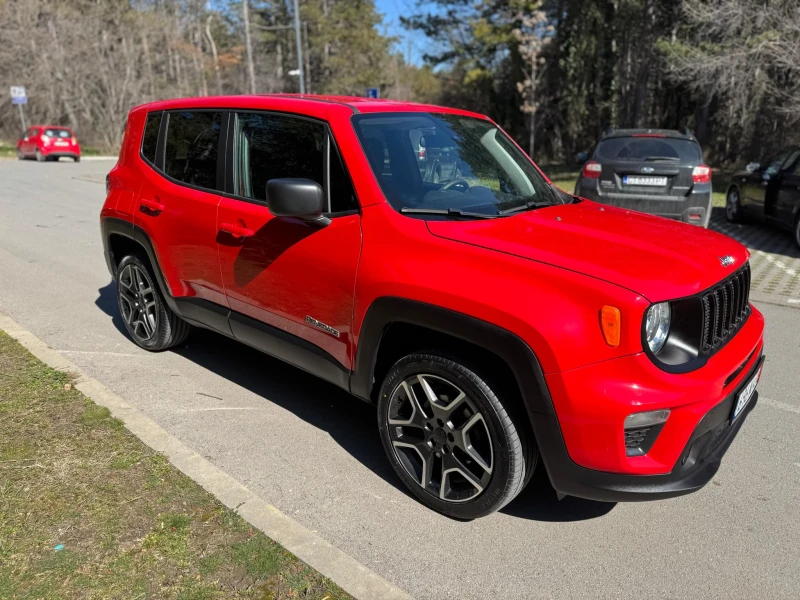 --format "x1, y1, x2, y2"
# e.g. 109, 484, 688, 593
101, 96, 765, 519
